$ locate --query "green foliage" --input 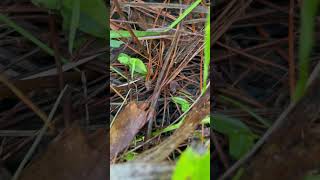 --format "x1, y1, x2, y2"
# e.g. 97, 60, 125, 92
110, 39, 124, 48
212, 114, 258, 159
32, 0, 107, 38
294, 0, 320, 101
110, 0, 205, 47
117, 53, 147, 78
172, 97, 191, 112
168, 0, 202, 29
123, 152, 137, 161
203, 12, 210, 92
68, 0, 80, 53
172, 146, 210, 180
